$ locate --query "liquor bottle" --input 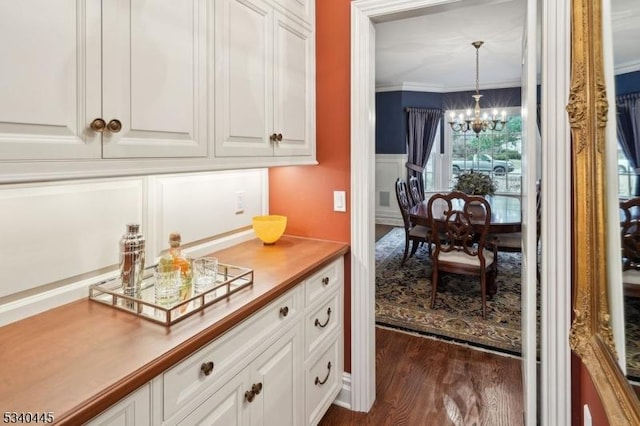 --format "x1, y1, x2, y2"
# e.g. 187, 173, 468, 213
158, 232, 192, 303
